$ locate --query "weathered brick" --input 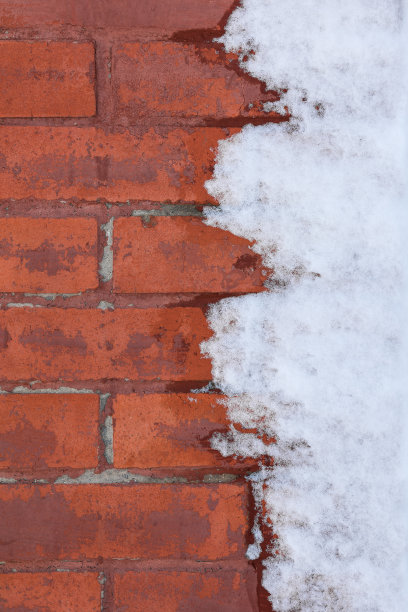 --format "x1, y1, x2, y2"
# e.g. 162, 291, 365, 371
113, 41, 279, 122
0, 308, 211, 382
0, 483, 249, 561
0, 572, 100, 611
0, 41, 95, 117
113, 566, 258, 612
0, 127, 226, 203
114, 393, 232, 469
0, 0, 233, 30
0, 394, 99, 470
113, 216, 268, 294
0, 218, 98, 293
